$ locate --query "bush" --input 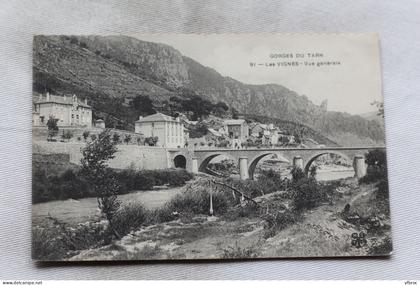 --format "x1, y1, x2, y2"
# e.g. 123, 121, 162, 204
116, 169, 154, 194
263, 209, 300, 238
153, 184, 235, 223
291, 166, 306, 182
222, 242, 258, 259
33, 167, 194, 203
359, 149, 389, 201
360, 149, 387, 183
112, 203, 148, 236
32, 217, 109, 260
32, 168, 90, 203
141, 169, 193, 187
290, 177, 325, 212
226, 172, 285, 199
